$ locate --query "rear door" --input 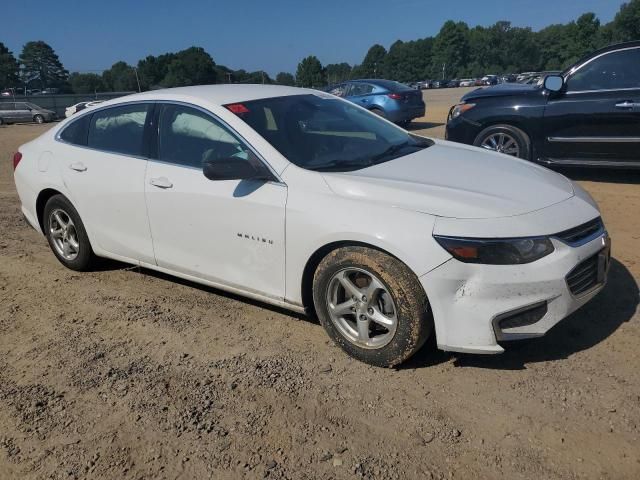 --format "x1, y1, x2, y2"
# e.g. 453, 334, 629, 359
0, 103, 15, 122
345, 83, 375, 108
14, 103, 32, 122
58, 103, 155, 263
542, 46, 640, 166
